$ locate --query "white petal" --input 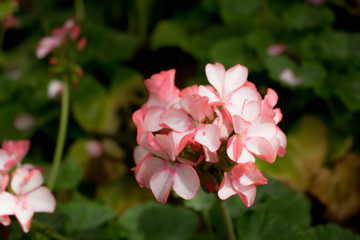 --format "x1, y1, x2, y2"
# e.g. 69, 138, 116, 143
218, 172, 236, 200
26, 187, 56, 213
173, 164, 200, 200
150, 167, 173, 204
14, 203, 34, 233
0, 192, 16, 215
205, 63, 225, 97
